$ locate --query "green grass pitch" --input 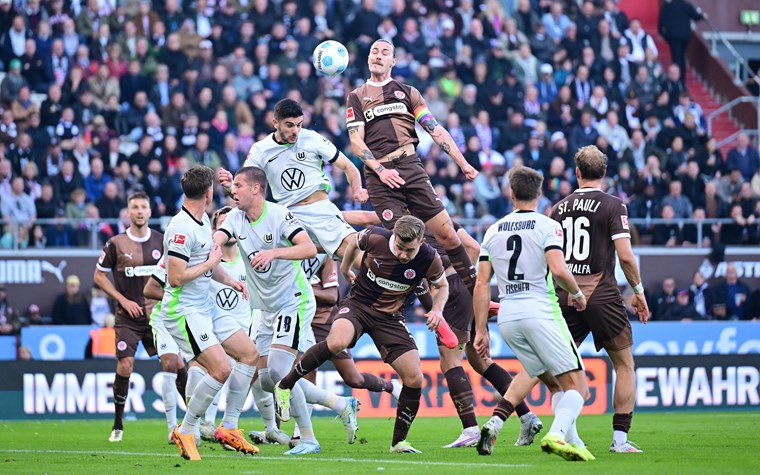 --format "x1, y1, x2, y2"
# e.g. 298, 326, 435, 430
1, 412, 757, 474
